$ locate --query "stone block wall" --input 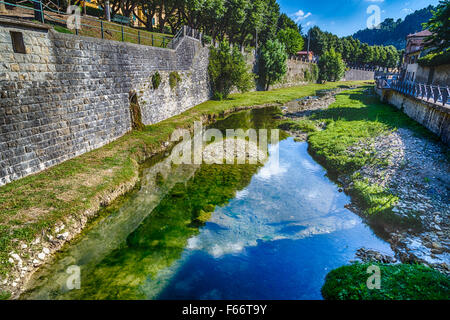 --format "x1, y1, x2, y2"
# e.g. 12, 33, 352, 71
0, 19, 210, 186
376, 87, 450, 145
270, 59, 318, 89
236, 53, 319, 91
343, 69, 375, 81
